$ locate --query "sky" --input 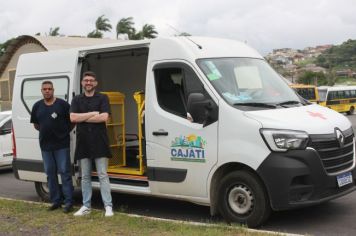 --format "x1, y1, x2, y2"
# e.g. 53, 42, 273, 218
1, 0, 356, 55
